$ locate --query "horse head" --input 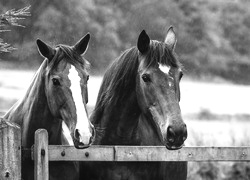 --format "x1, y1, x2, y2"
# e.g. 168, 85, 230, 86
36, 34, 95, 149
136, 28, 187, 150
